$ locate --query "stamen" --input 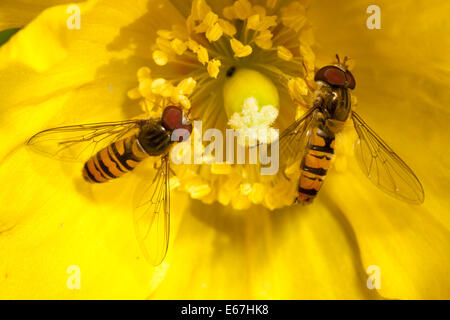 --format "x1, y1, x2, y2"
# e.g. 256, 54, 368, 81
288, 77, 309, 104
277, 45, 293, 61
280, 2, 307, 32
207, 59, 221, 78
170, 38, 188, 55
152, 50, 168, 66
230, 38, 253, 57
231, 0, 254, 20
